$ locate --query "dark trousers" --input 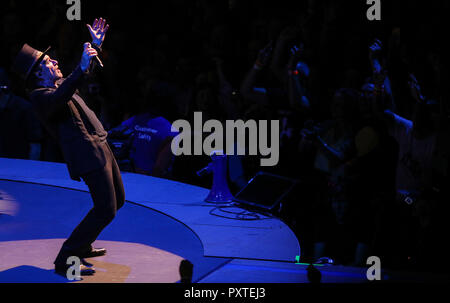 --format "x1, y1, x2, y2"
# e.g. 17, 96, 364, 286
54, 143, 125, 265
